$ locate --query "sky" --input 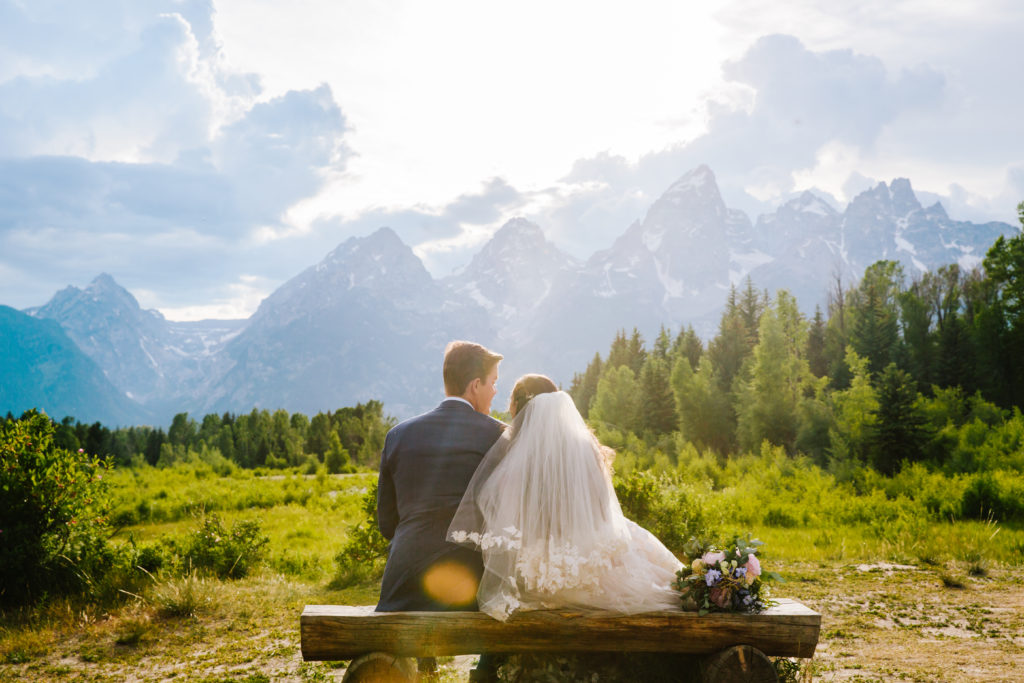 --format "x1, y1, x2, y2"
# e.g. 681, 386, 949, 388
1, 0, 1022, 320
